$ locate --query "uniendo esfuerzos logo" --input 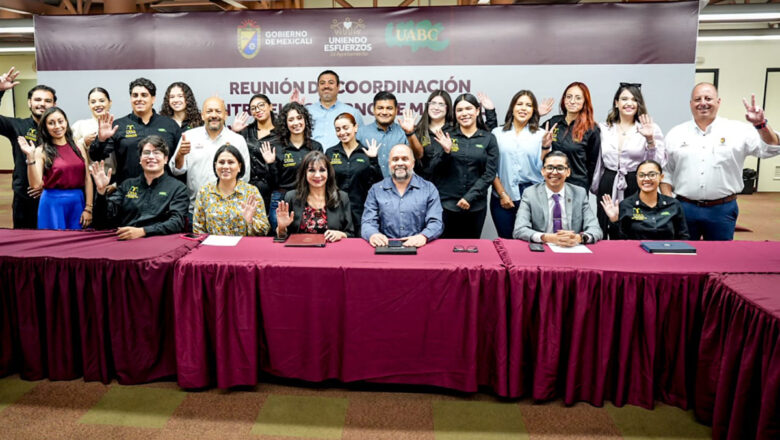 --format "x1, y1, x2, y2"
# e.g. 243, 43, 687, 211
237, 19, 261, 59
385, 20, 449, 52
